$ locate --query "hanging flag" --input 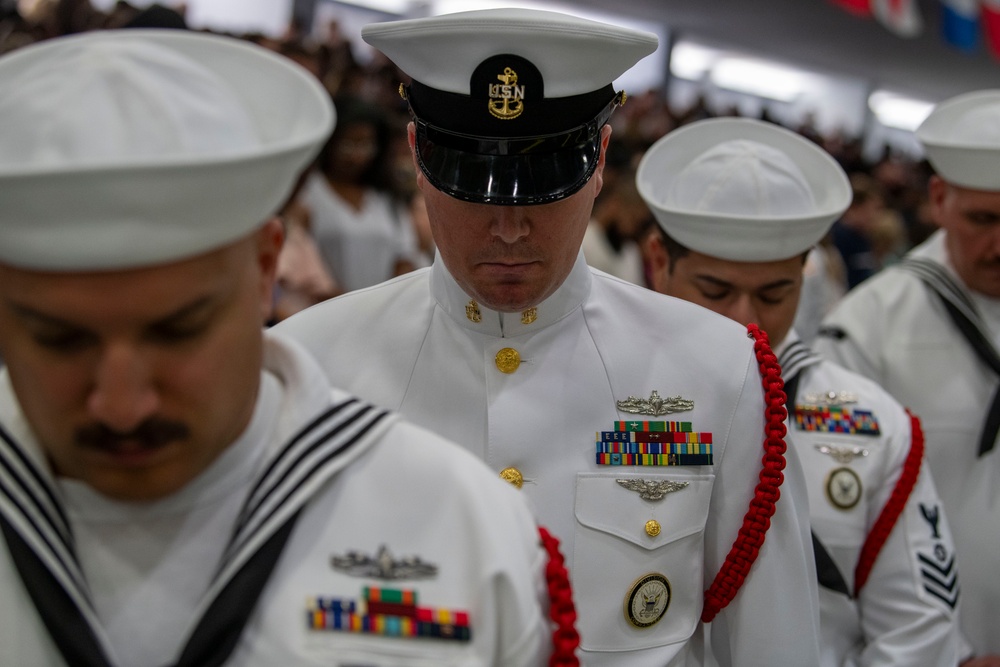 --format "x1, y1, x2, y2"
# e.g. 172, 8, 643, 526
827, 0, 873, 15
872, 0, 924, 37
983, 0, 1000, 57
940, 0, 981, 52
